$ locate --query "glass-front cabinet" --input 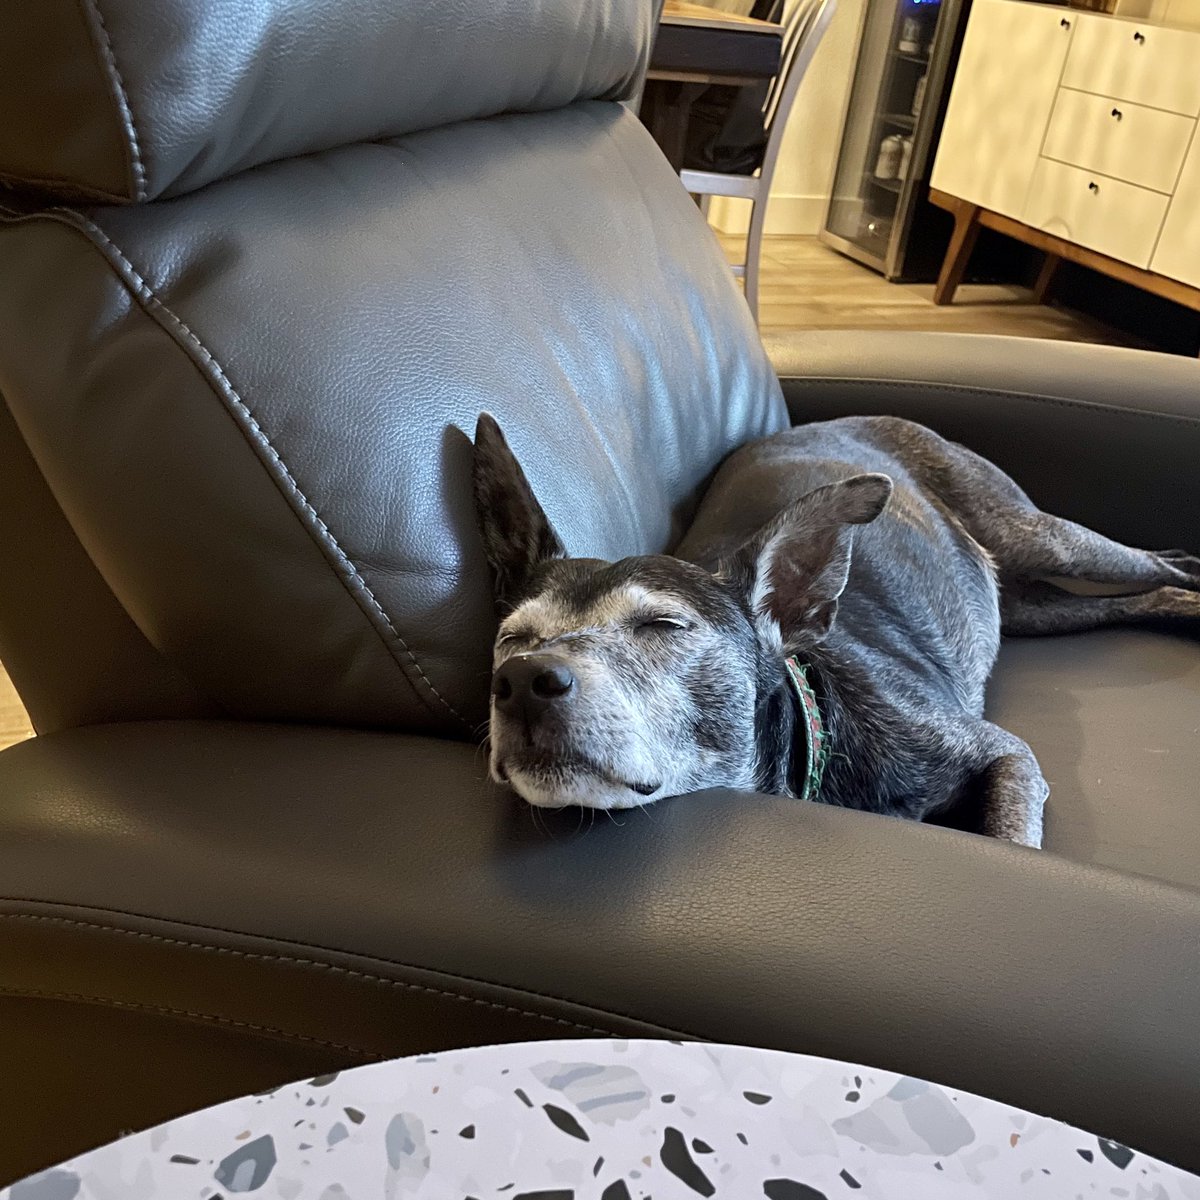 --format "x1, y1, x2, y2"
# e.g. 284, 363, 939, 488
822, 0, 966, 279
